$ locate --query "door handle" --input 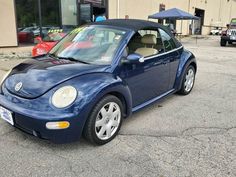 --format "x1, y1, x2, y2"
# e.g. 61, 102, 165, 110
154, 60, 168, 66
162, 61, 168, 65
